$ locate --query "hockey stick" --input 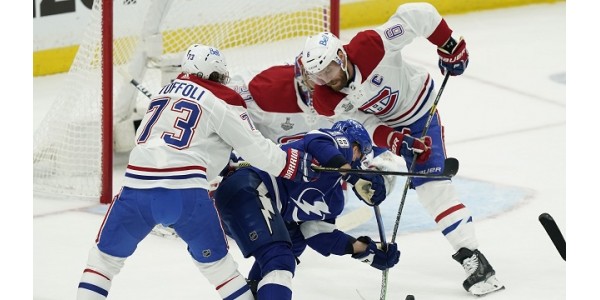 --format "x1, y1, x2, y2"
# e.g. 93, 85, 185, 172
311, 157, 458, 179
538, 213, 566, 261
373, 205, 389, 299
150, 200, 375, 239
117, 67, 154, 99
381, 72, 451, 300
